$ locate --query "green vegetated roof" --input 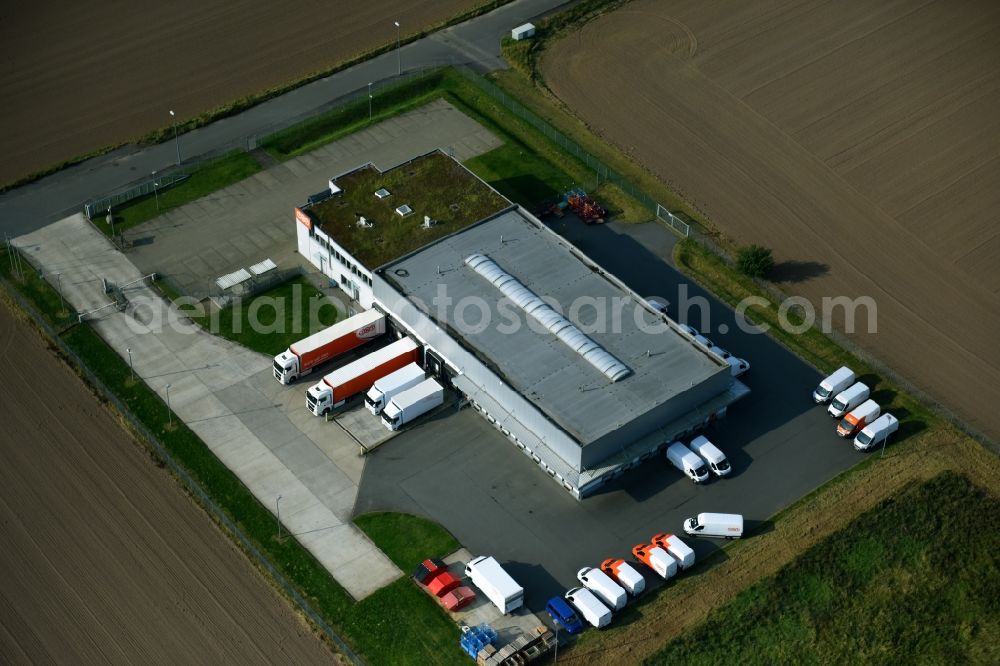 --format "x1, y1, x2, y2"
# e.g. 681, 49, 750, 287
309, 151, 510, 268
